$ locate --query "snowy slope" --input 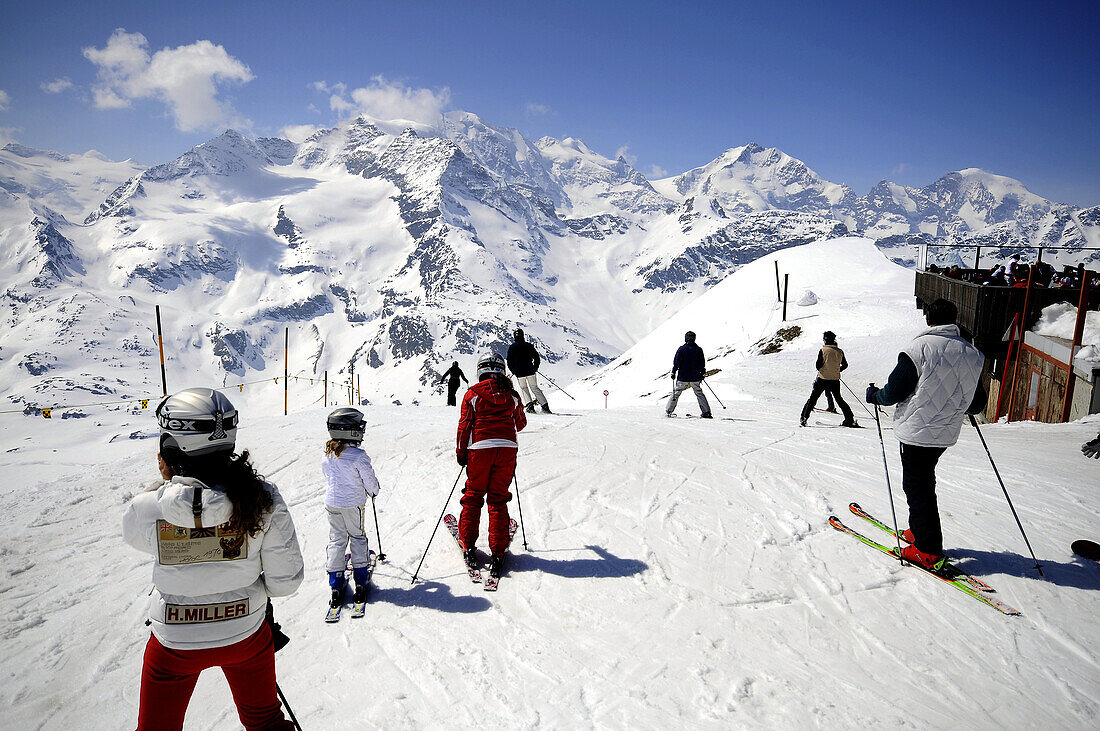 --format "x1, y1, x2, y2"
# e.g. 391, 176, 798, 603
2, 240, 1099, 729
